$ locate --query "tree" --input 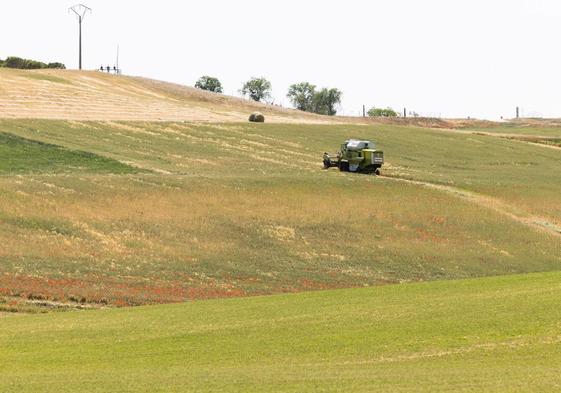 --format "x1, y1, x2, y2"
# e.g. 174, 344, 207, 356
194, 76, 223, 93
367, 107, 398, 117
240, 77, 272, 102
287, 82, 316, 111
312, 88, 342, 116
